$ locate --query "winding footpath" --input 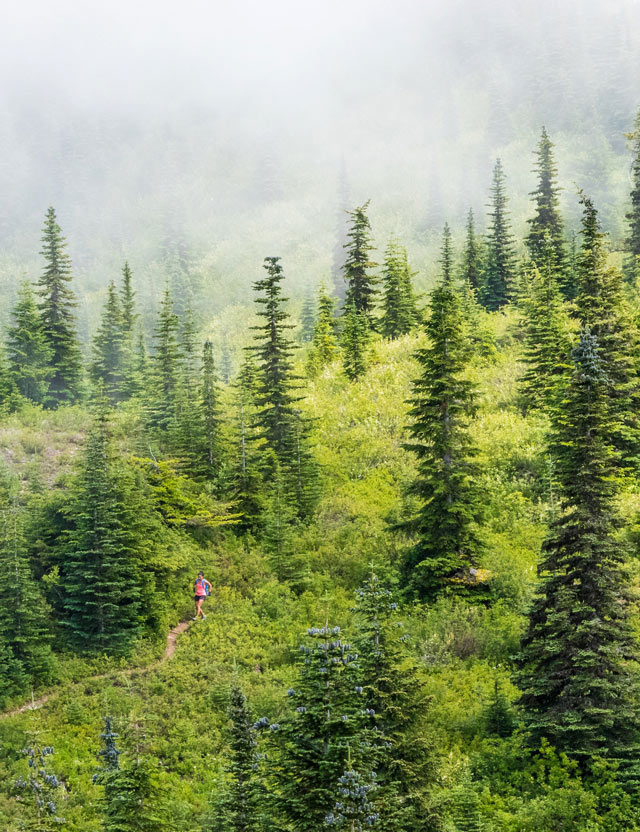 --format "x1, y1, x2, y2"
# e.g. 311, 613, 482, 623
0, 620, 193, 721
